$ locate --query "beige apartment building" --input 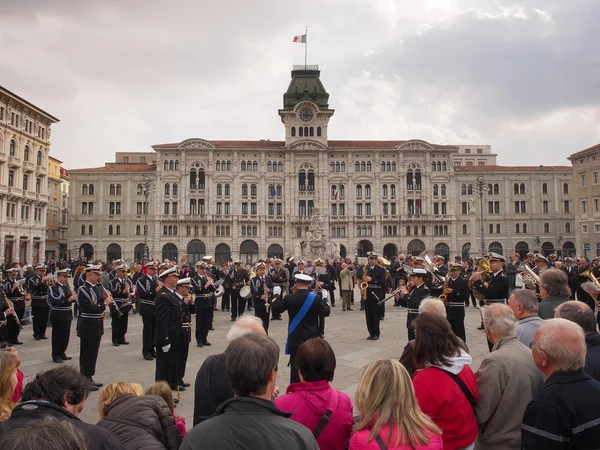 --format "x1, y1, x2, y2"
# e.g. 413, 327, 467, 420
67, 66, 575, 264
0, 86, 58, 264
